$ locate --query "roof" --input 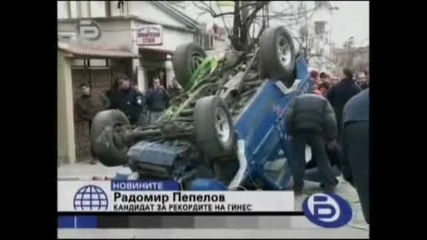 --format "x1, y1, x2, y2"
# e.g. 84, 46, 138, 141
58, 42, 139, 58
151, 1, 201, 31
